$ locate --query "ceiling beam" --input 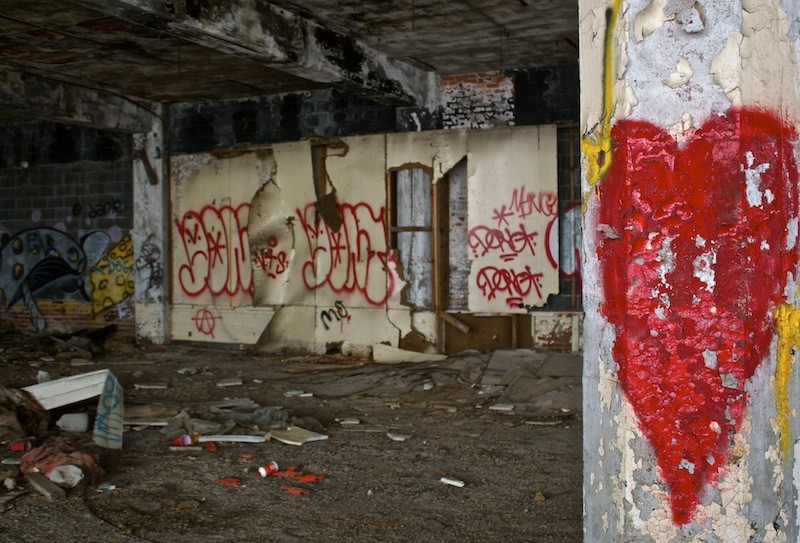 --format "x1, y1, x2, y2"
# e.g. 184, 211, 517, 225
0, 69, 155, 131
68, 0, 440, 109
